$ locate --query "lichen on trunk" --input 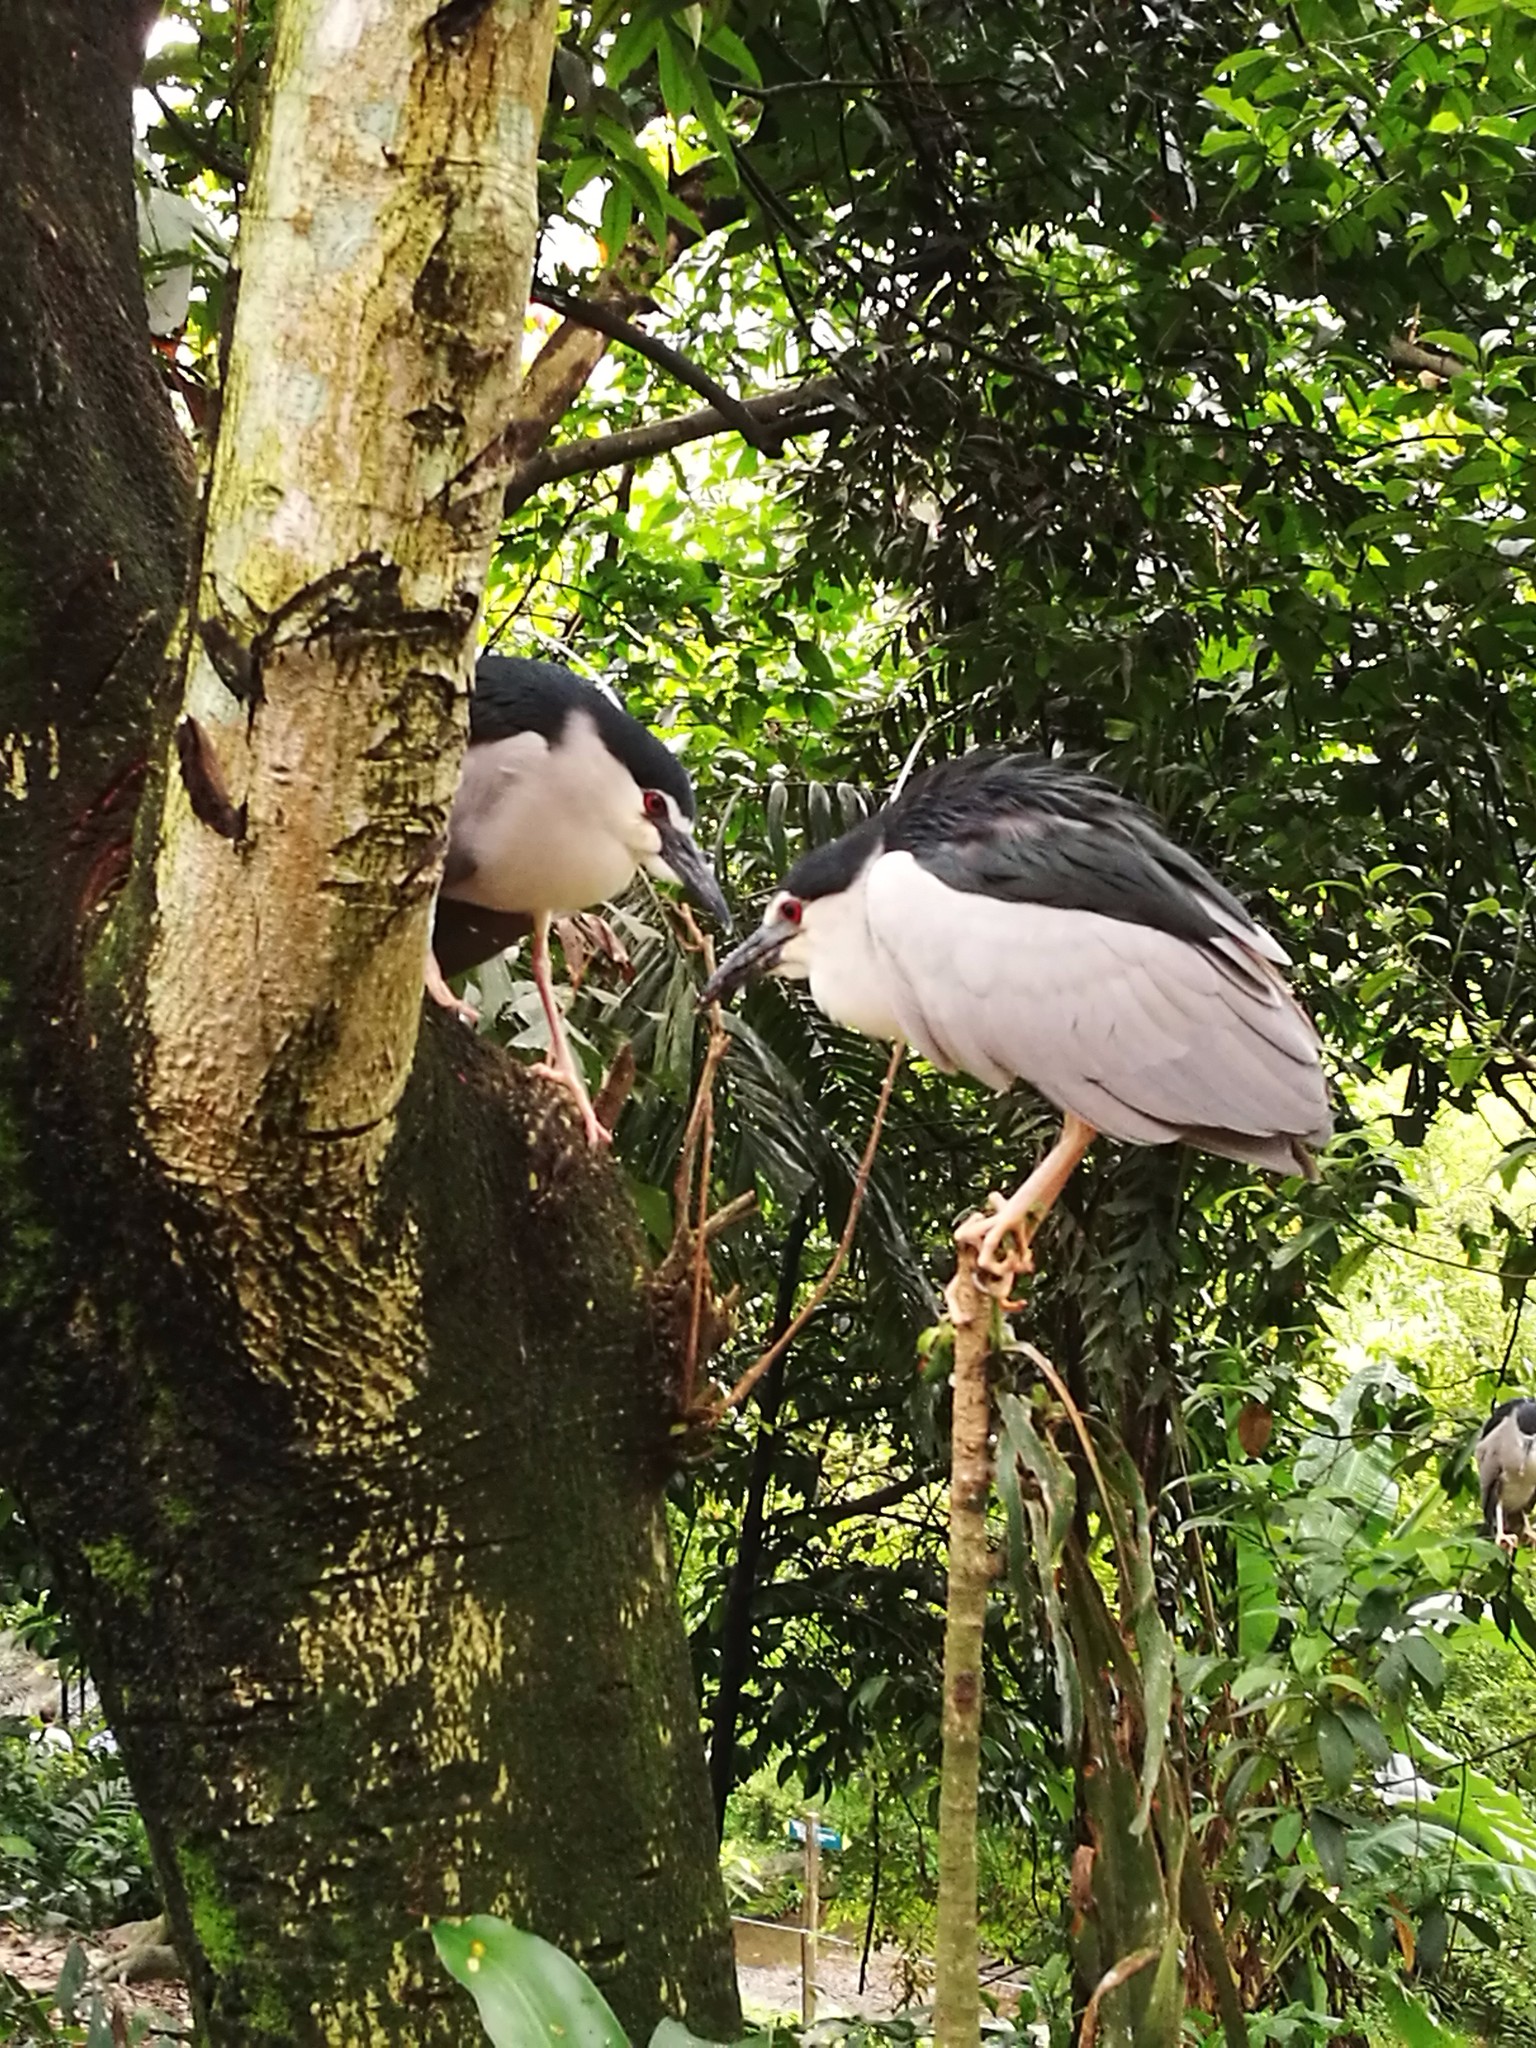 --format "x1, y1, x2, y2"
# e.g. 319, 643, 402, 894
0, 3, 740, 2041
